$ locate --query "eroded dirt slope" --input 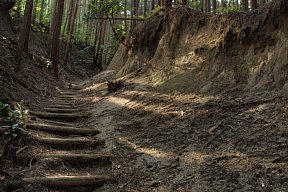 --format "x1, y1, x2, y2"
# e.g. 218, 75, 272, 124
109, 0, 288, 95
